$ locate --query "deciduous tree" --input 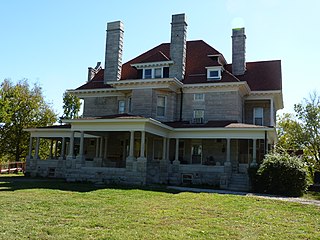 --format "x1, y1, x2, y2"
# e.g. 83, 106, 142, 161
61, 91, 81, 120
0, 79, 57, 162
